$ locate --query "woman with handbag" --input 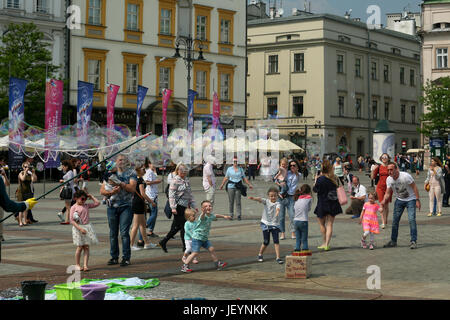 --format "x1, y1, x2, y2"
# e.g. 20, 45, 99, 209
425, 157, 445, 217
16, 161, 38, 226
219, 157, 254, 221
159, 163, 197, 253
58, 160, 76, 225
313, 160, 342, 251
372, 153, 391, 228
